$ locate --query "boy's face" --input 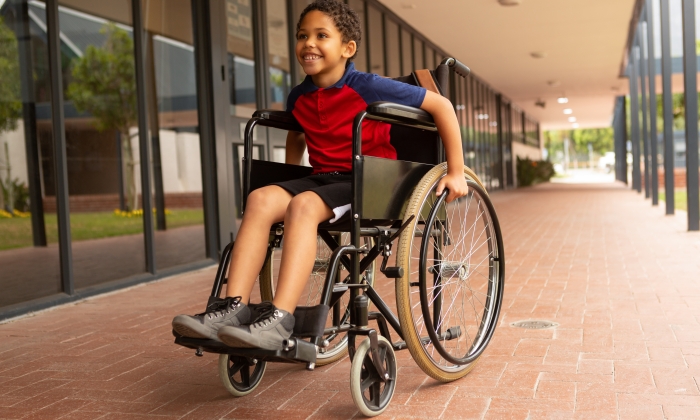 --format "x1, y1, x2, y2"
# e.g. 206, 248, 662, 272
296, 10, 356, 86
